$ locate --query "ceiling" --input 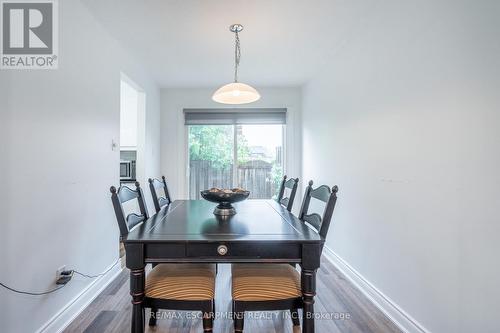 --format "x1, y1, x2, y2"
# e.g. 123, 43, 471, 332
84, 0, 368, 88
